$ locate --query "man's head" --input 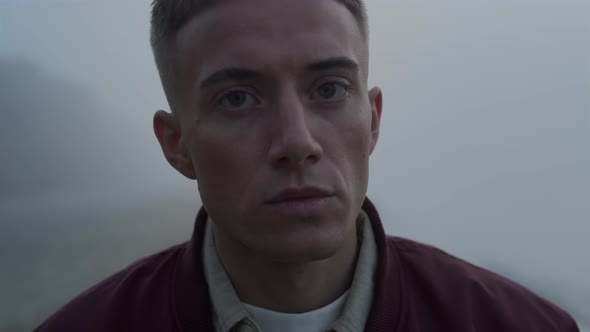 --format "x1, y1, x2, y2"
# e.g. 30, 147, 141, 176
151, 0, 369, 103
152, 0, 382, 263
